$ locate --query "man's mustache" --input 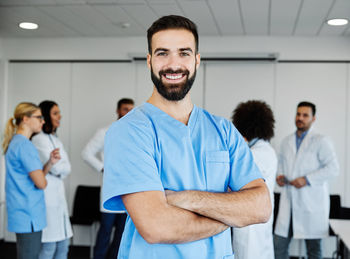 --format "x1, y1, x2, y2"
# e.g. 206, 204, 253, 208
159, 69, 190, 76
